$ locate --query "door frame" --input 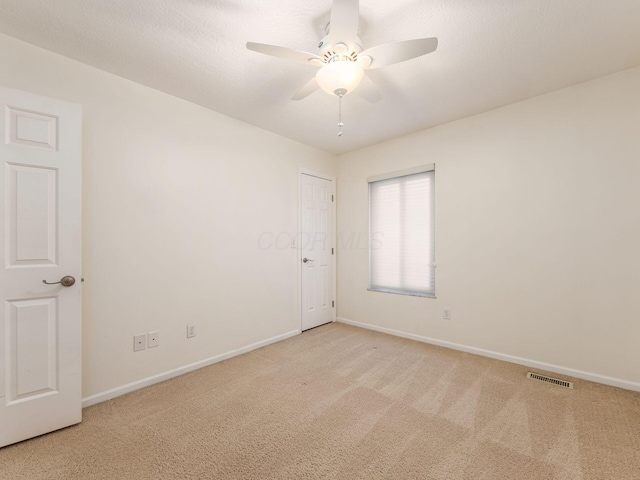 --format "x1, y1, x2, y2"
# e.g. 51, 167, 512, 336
297, 168, 337, 332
